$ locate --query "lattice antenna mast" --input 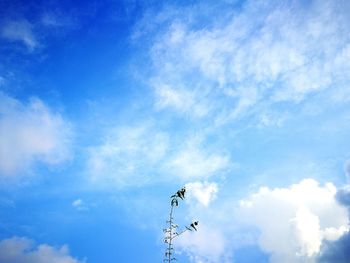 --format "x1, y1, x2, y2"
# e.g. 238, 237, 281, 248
163, 187, 199, 262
